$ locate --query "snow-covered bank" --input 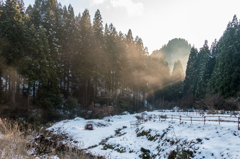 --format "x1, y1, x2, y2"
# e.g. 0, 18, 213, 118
48, 111, 240, 159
